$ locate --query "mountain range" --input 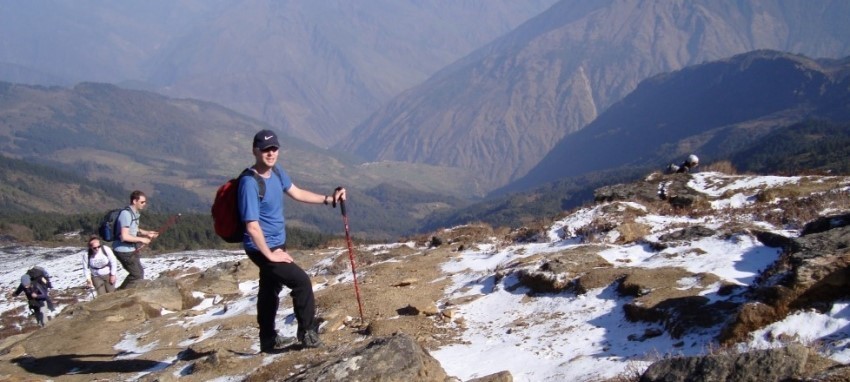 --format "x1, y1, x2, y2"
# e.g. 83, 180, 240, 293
0, 82, 474, 239
0, 0, 557, 147
4, 1, 850, 192
2, 1, 850, 240
3, 49, 850, 240
338, 0, 850, 190
506, 50, 850, 192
